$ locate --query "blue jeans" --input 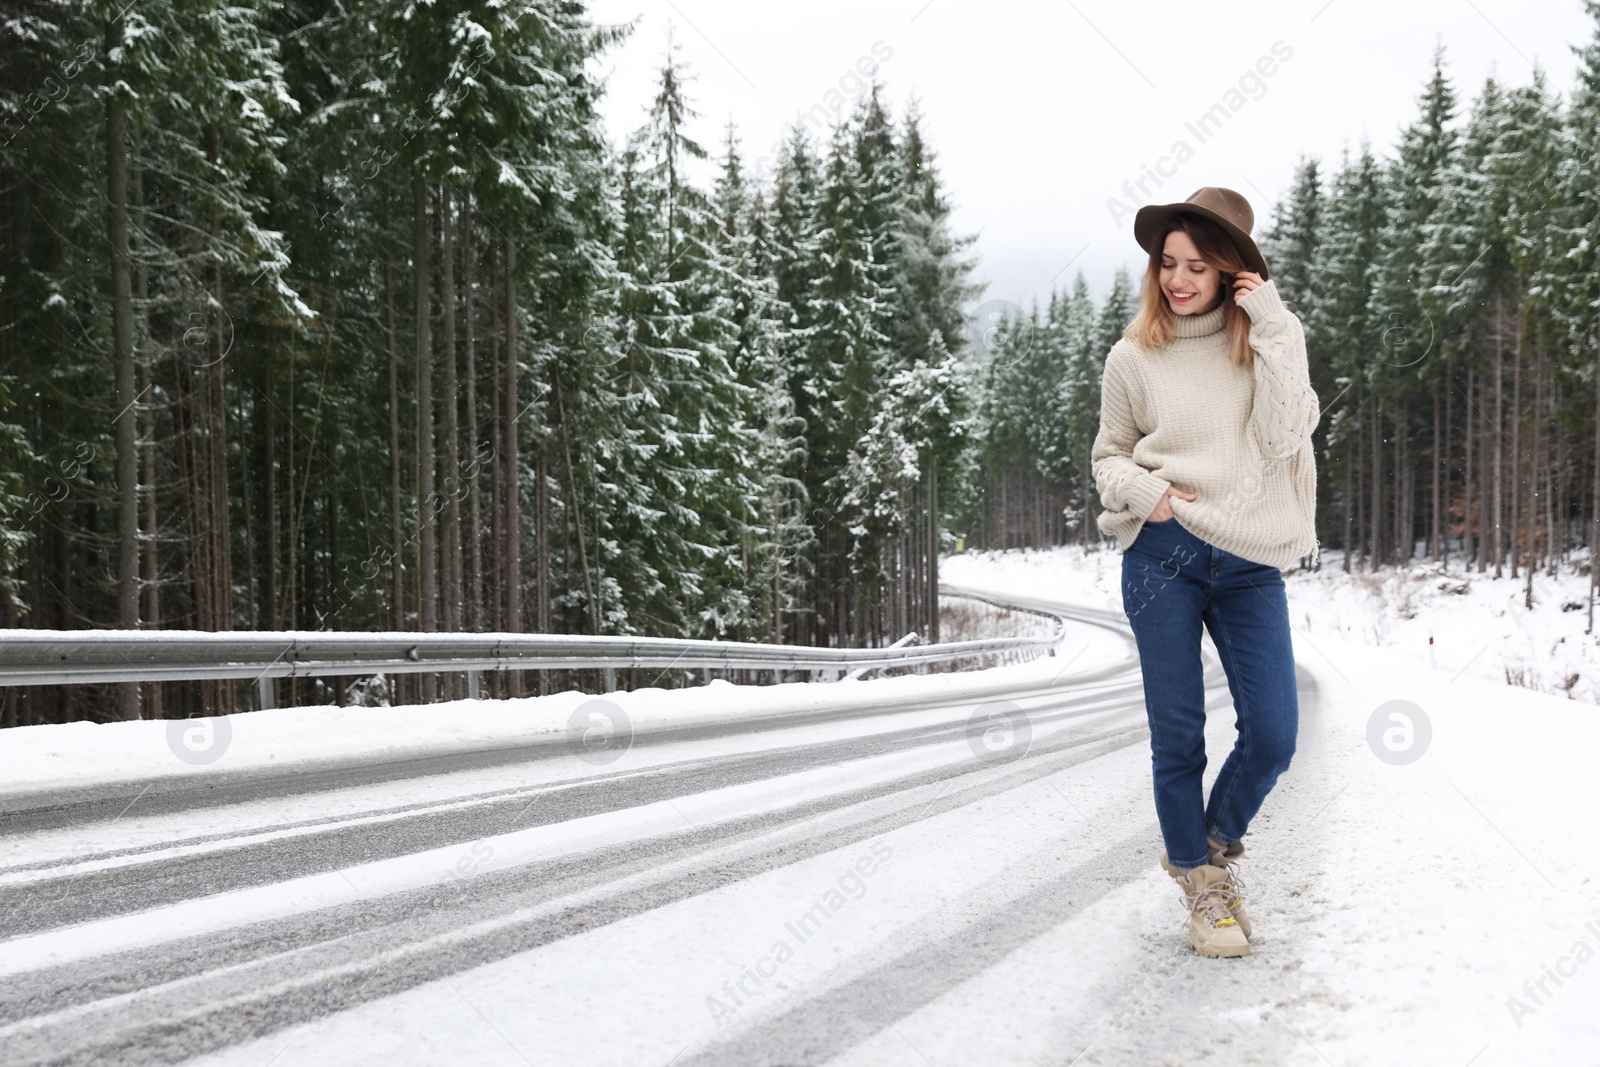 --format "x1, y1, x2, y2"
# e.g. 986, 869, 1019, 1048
1120, 517, 1299, 870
